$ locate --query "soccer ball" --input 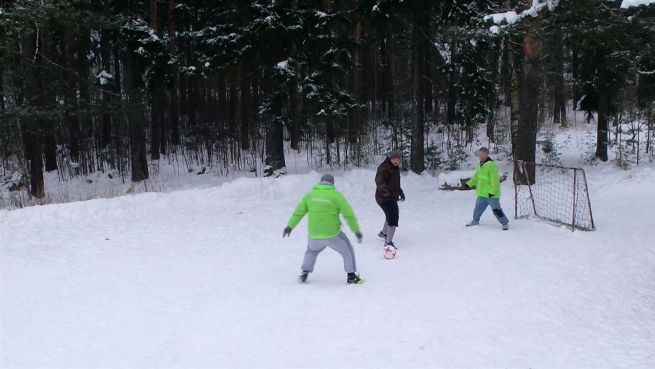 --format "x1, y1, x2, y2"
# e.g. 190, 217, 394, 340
384, 245, 396, 260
